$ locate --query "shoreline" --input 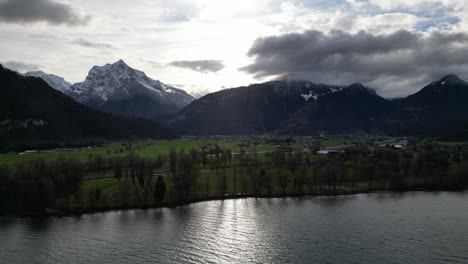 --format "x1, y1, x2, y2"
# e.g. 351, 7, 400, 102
10, 188, 467, 218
